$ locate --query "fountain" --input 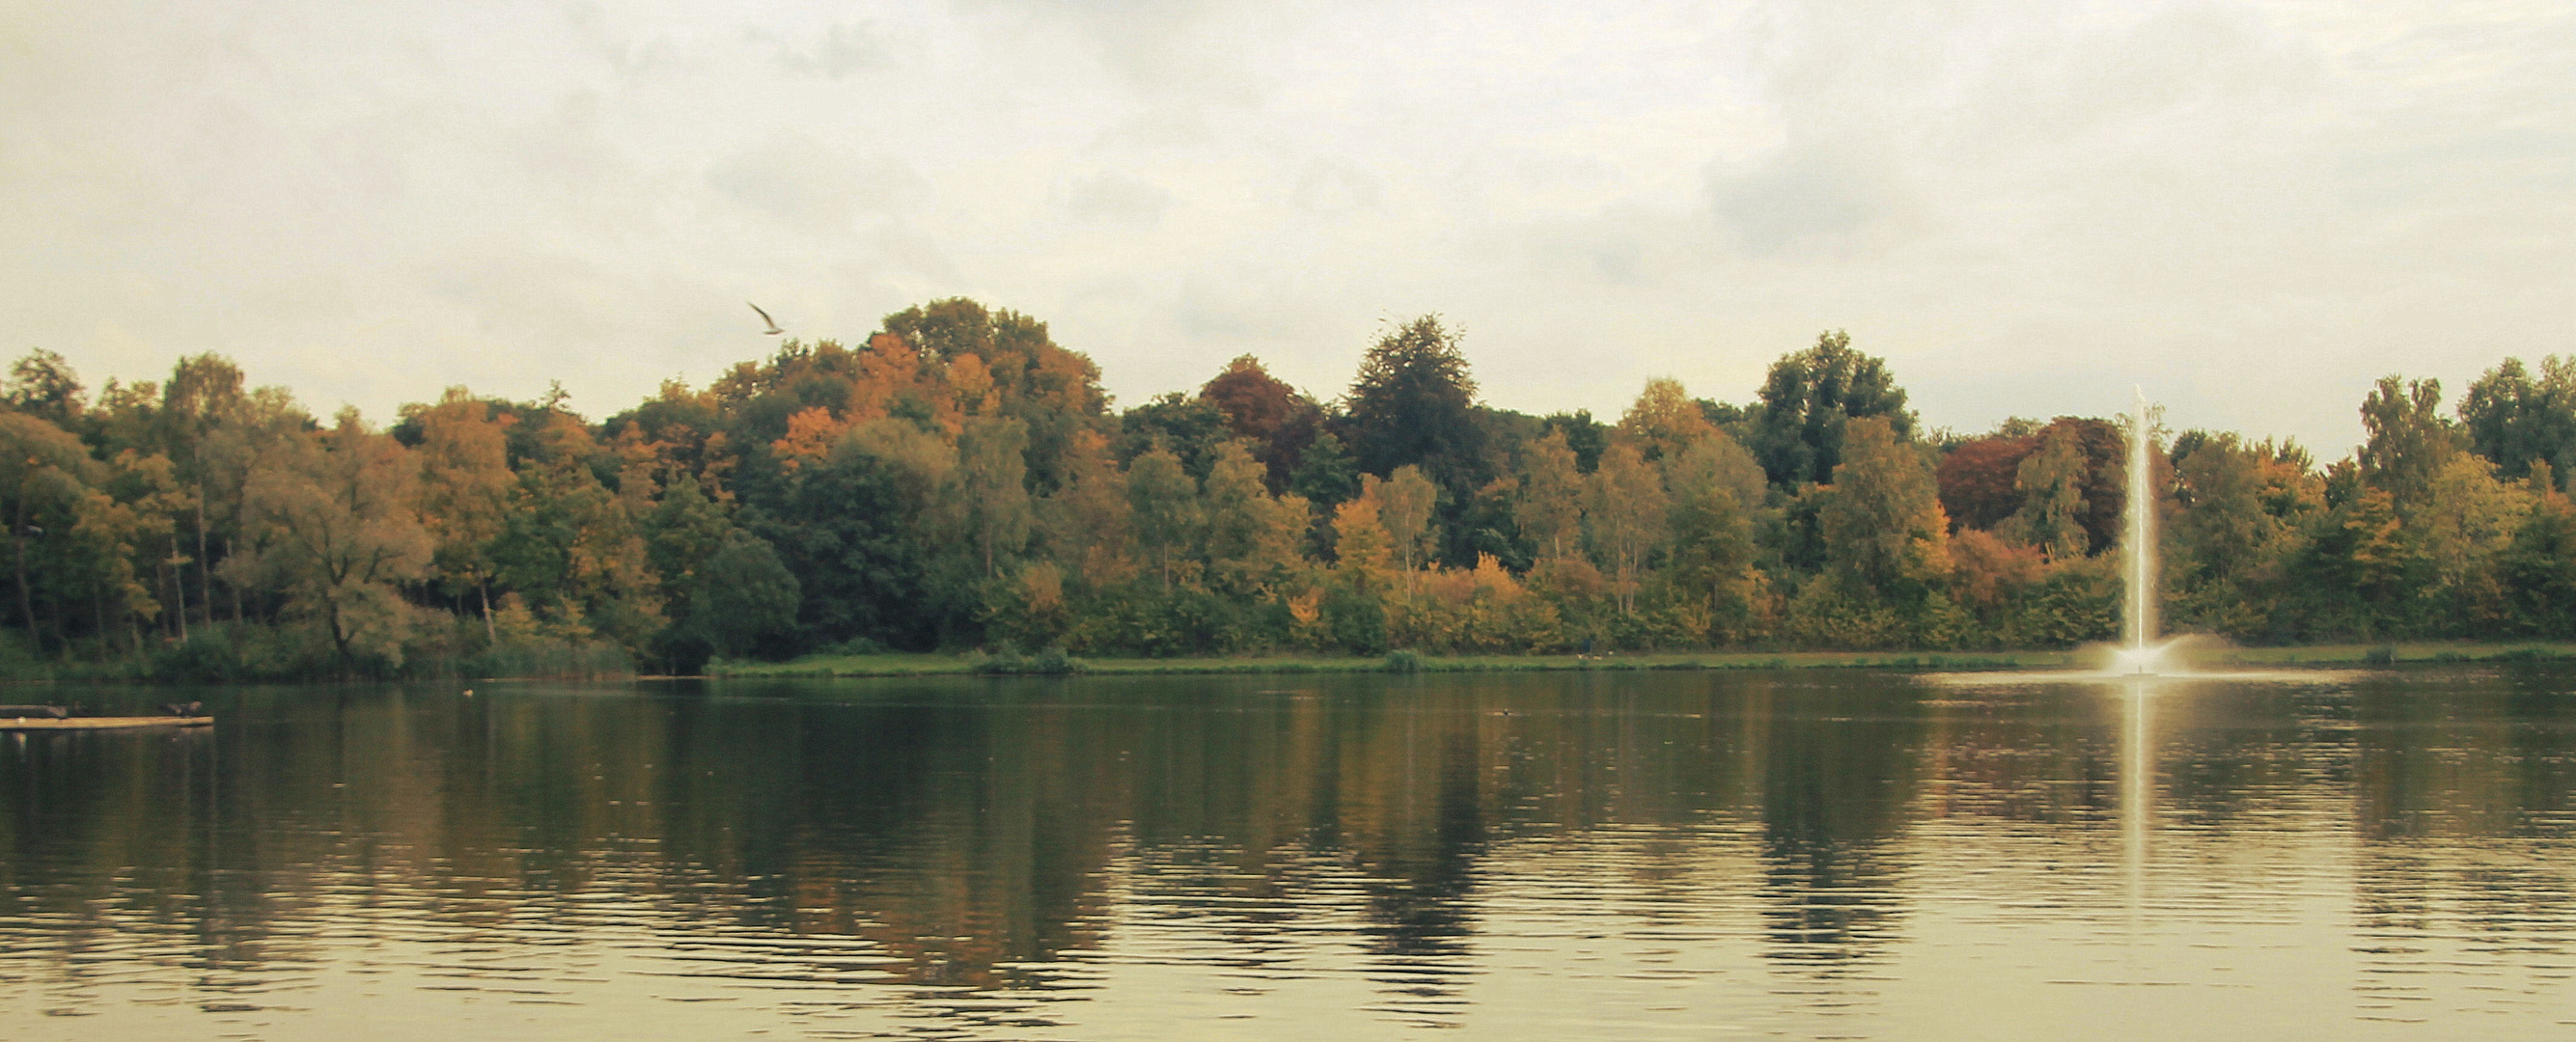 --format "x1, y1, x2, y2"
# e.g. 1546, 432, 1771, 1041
1934, 388, 2332, 687
2112, 388, 2179, 676
1905, 392, 2362, 1001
